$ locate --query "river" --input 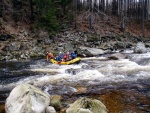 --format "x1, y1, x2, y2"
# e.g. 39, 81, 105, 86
0, 50, 150, 113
